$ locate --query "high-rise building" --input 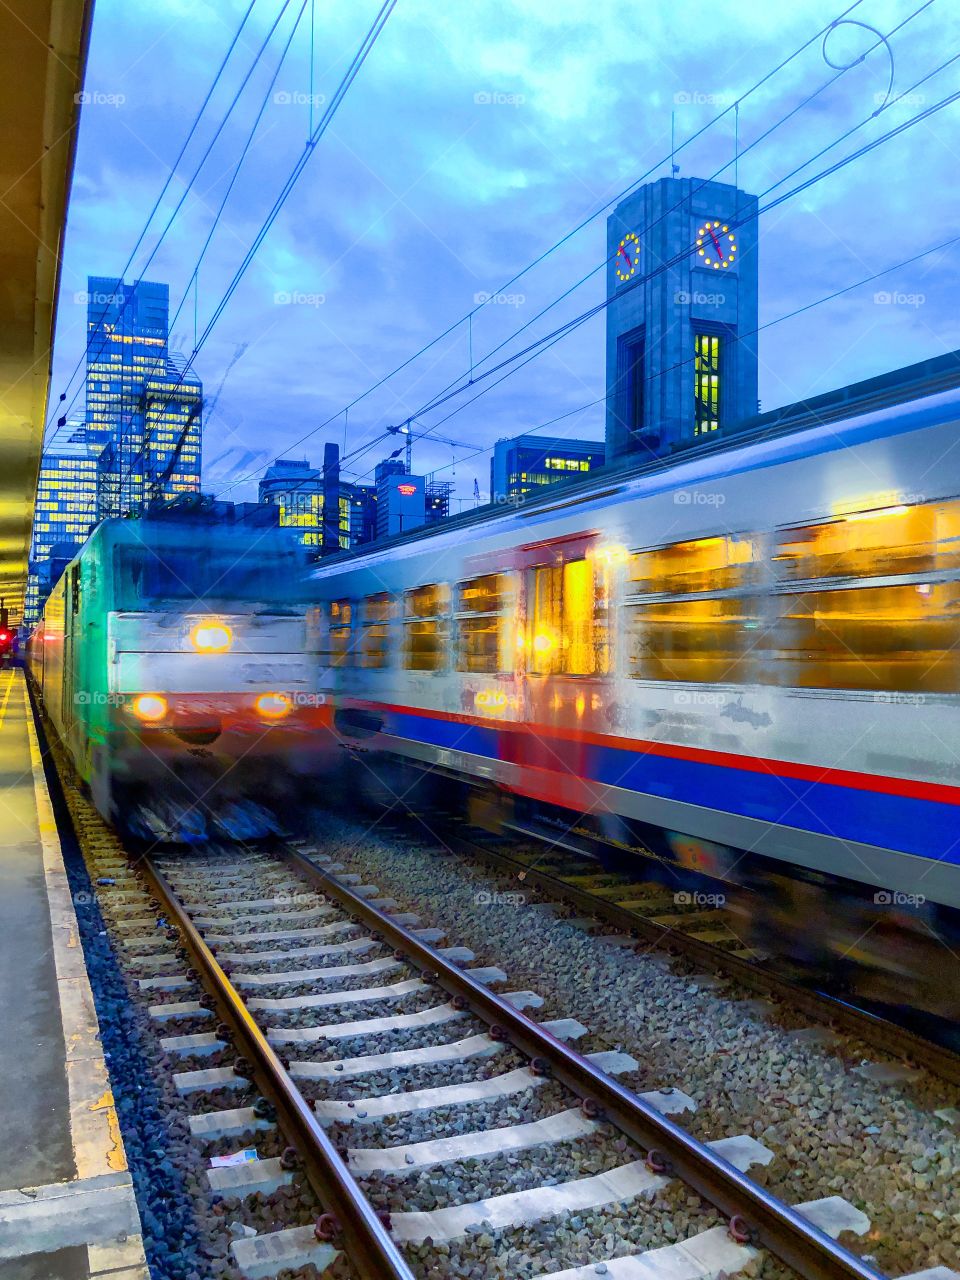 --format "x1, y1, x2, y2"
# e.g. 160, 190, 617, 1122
259, 457, 374, 552
84, 276, 202, 517
605, 176, 759, 462
489, 434, 605, 504
24, 420, 107, 626
375, 457, 424, 539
